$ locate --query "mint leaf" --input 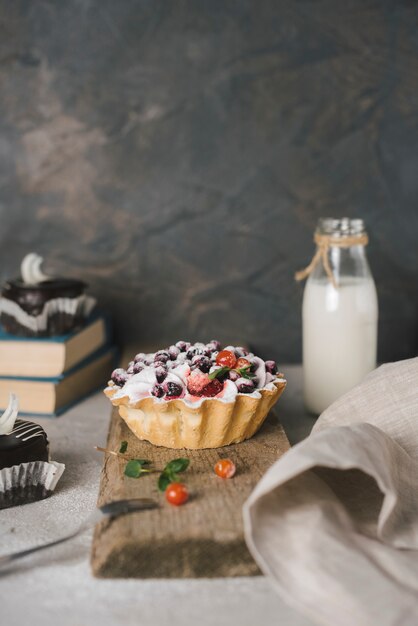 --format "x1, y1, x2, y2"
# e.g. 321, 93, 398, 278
124, 460, 144, 478
165, 458, 190, 474
124, 458, 151, 478
158, 472, 172, 492
158, 458, 190, 490
236, 366, 255, 379
119, 441, 128, 454
208, 367, 230, 380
